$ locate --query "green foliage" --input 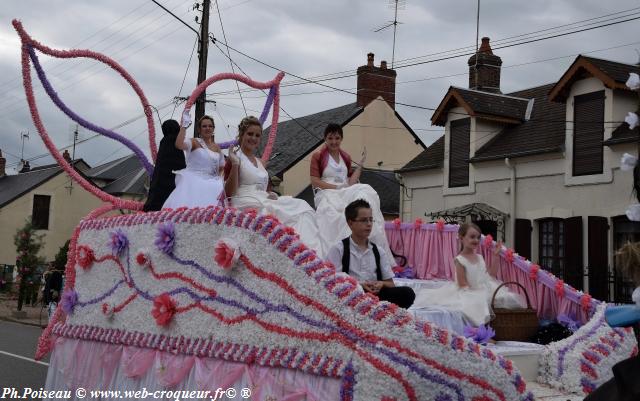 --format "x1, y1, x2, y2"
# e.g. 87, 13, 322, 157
13, 218, 45, 309
54, 240, 70, 271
